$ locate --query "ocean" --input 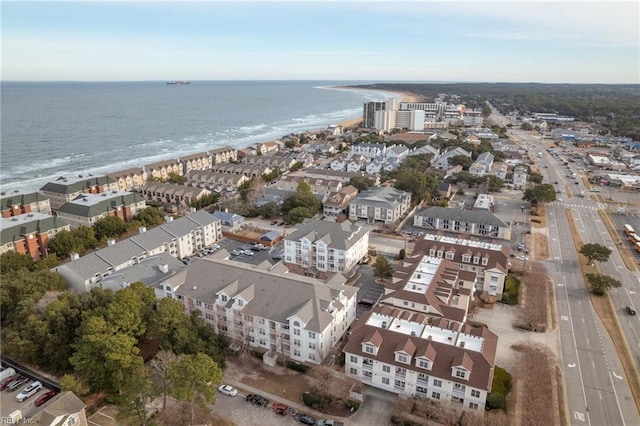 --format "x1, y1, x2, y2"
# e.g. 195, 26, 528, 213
0, 80, 395, 194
